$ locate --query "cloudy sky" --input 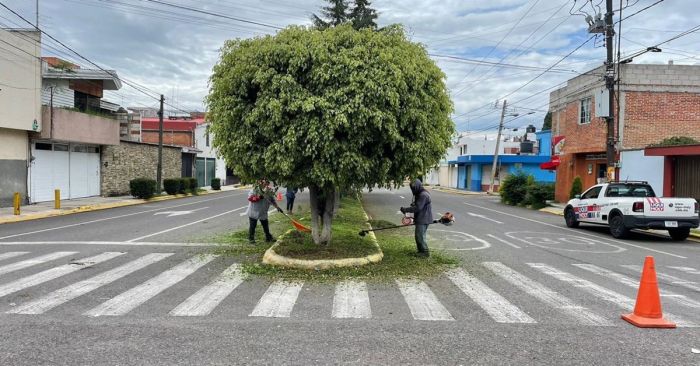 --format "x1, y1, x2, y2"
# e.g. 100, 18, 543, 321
1, 0, 698, 133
